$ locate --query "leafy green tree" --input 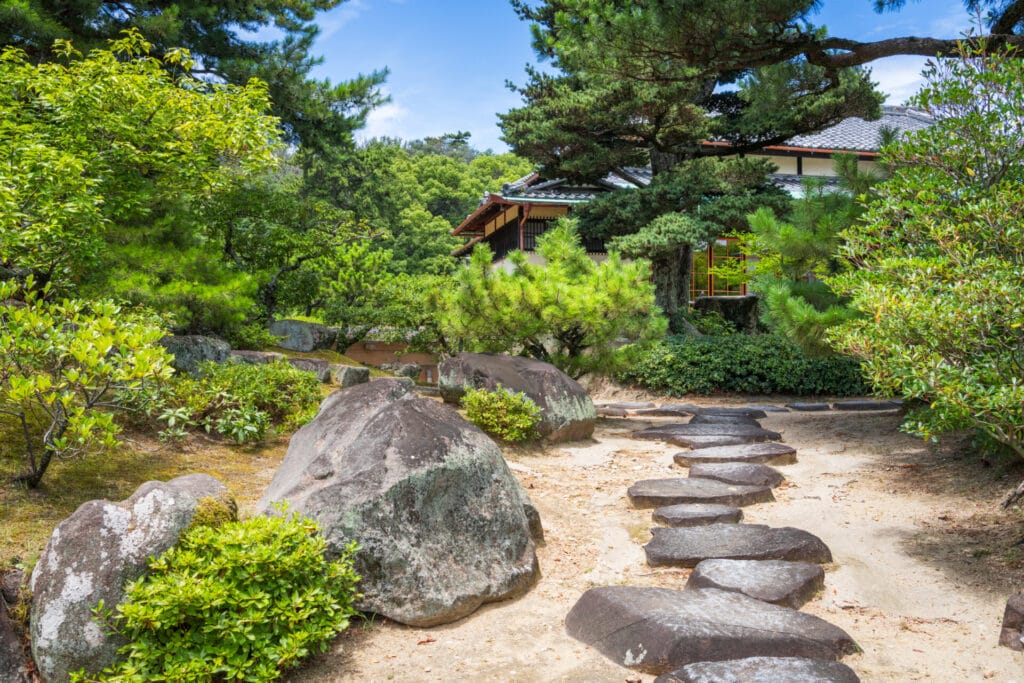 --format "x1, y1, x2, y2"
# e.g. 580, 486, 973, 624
744, 154, 883, 354
0, 279, 173, 488
440, 220, 667, 378
0, 0, 388, 153
827, 41, 1024, 505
